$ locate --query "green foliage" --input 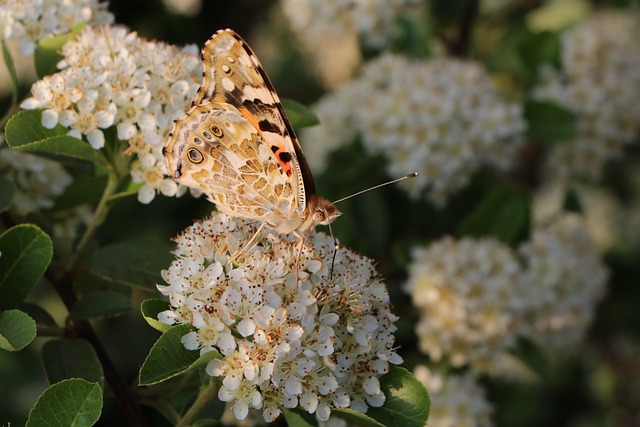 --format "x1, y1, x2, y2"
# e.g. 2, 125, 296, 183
88, 242, 174, 290
68, 291, 131, 320
34, 25, 85, 78
26, 379, 103, 427
2, 40, 19, 104
524, 99, 578, 144
357, 367, 430, 427
139, 324, 219, 386
457, 187, 530, 244
5, 110, 106, 164
0, 309, 37, 351
283, 98, 320, 129
42, 339, 105, 386
0, 177, 15, 212
141, 299, 172, 332
0, 224, 53, 309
